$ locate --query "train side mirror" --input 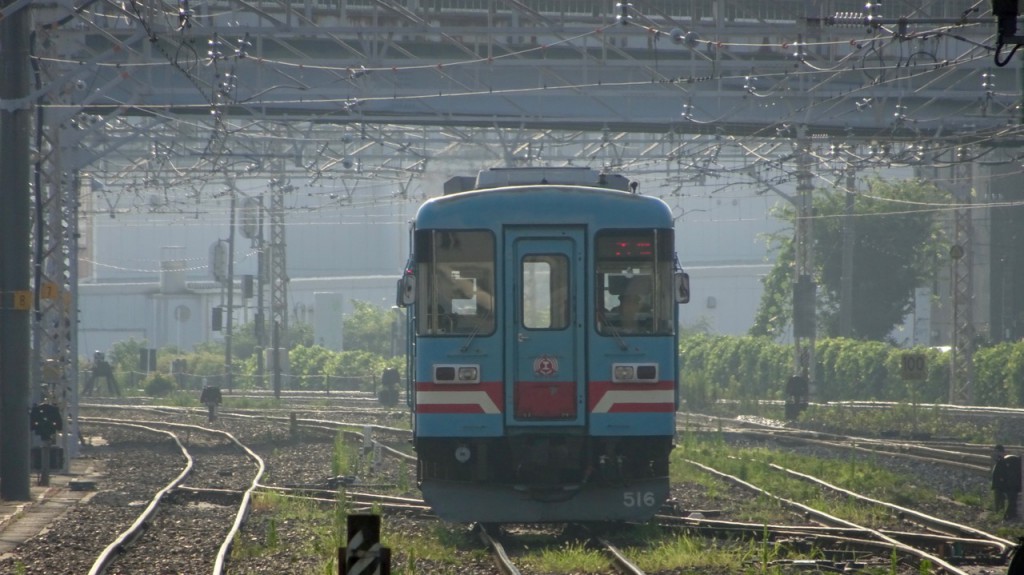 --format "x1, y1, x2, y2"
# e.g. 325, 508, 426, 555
397, 274, 416, 307
674, 271, 690, 304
